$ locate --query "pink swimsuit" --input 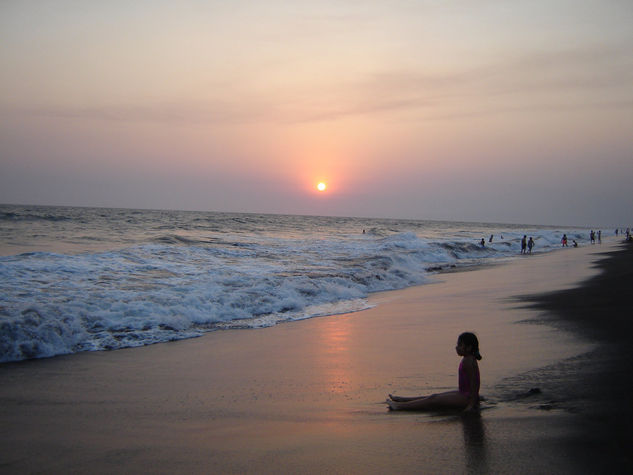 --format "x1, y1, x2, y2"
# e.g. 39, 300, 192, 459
458, 359, 480, 398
